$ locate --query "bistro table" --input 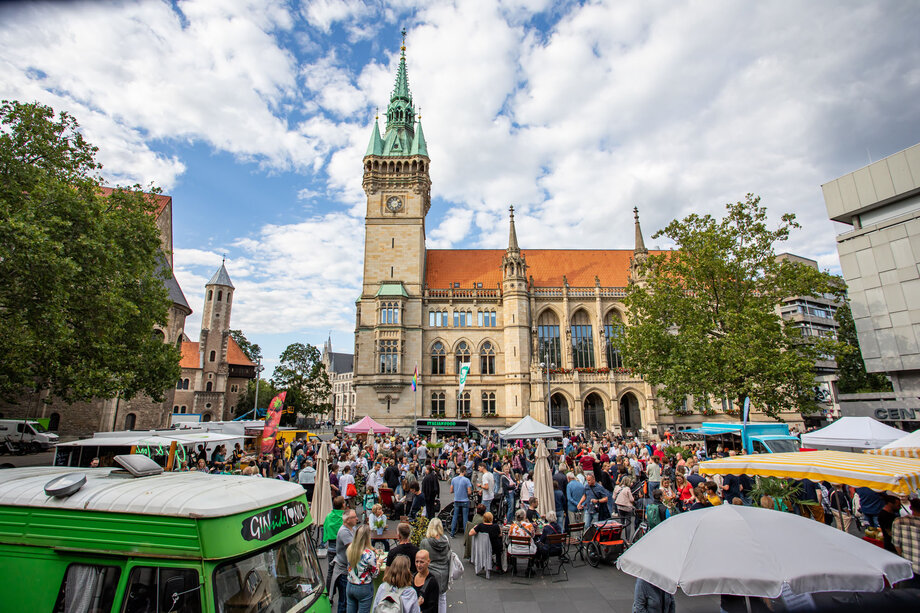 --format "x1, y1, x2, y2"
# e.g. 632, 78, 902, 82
371, 527, 399, 546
